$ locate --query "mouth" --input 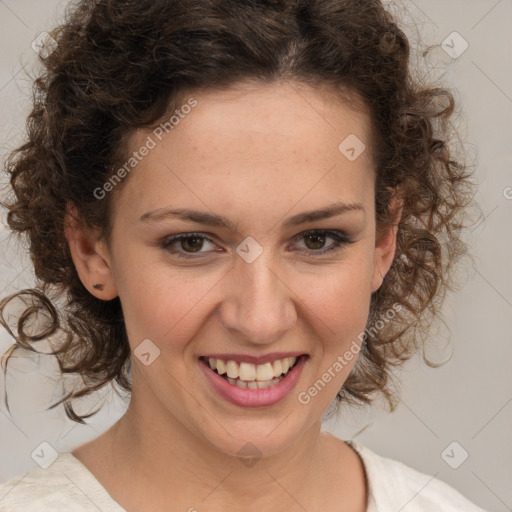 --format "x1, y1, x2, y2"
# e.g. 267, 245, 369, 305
198, 354, 309, 407
199, 355, 303, 389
